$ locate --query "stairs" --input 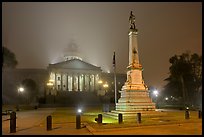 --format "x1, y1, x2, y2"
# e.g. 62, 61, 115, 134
104, 110, 167, 120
